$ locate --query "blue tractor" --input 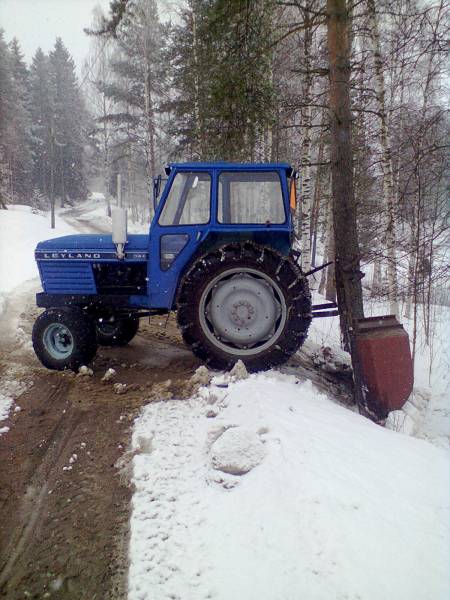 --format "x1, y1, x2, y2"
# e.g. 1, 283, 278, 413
32, 162, 312, 372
